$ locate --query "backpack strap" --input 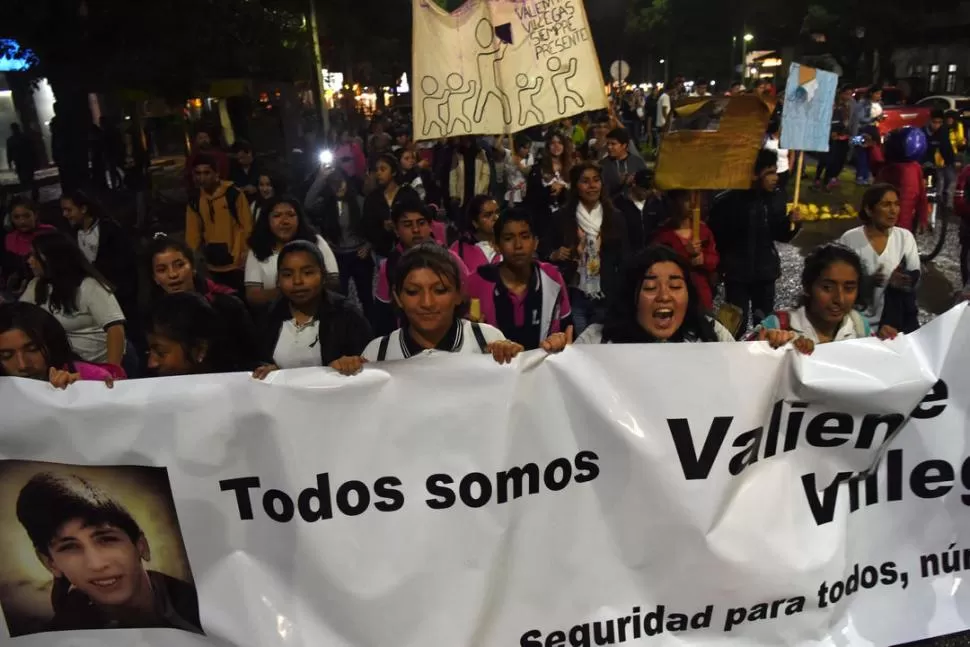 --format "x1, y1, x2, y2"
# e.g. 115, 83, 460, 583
470, 322, 489, 353
775, 310, 791, 331
377, 334, 392, 362
226, 185, 241, 226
